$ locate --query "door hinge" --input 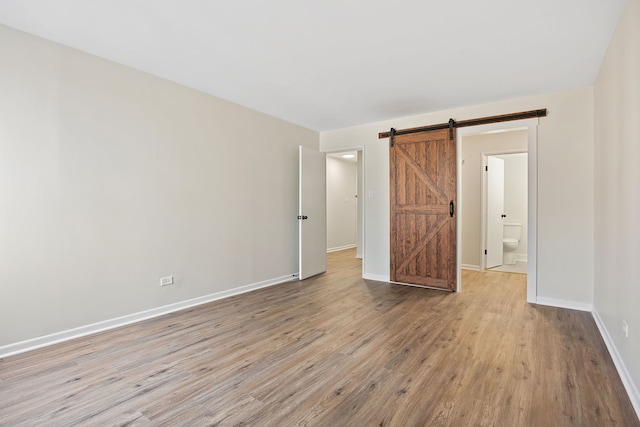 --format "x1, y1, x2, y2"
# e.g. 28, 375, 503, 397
484, 250, 487, 255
